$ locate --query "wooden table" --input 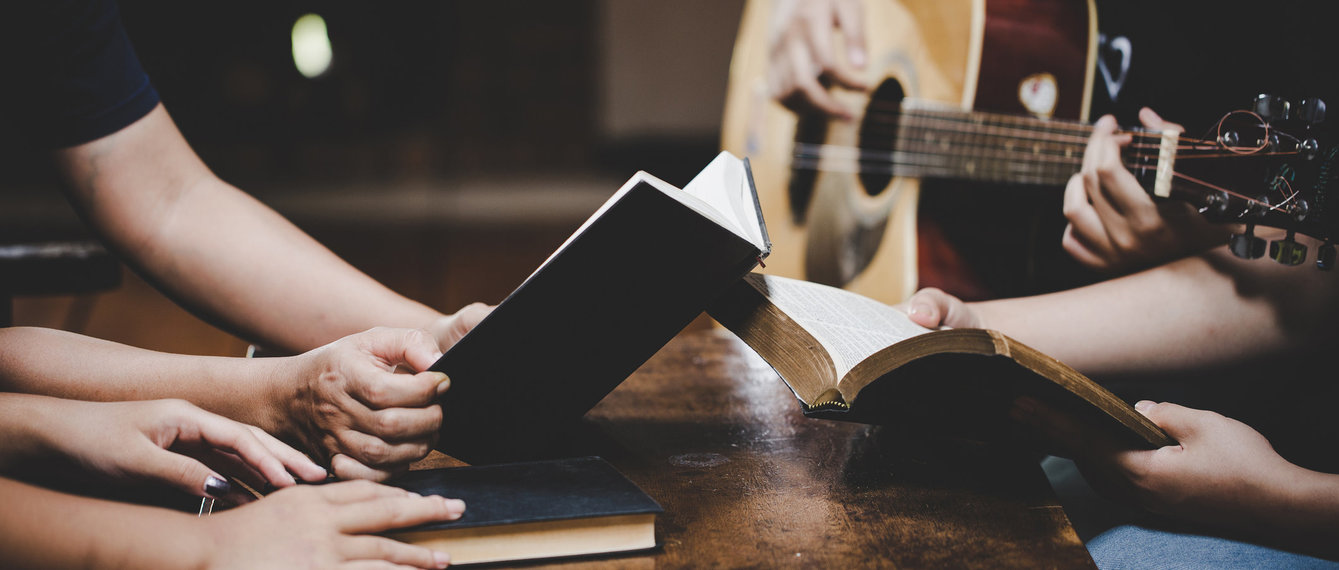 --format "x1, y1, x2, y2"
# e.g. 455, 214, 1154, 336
415, 328, 1096, 568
